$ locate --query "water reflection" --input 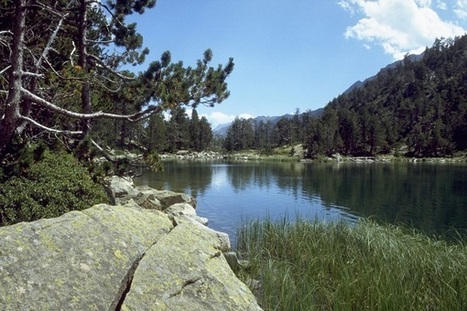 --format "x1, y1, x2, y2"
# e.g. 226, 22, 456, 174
134, 161, 467, 241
